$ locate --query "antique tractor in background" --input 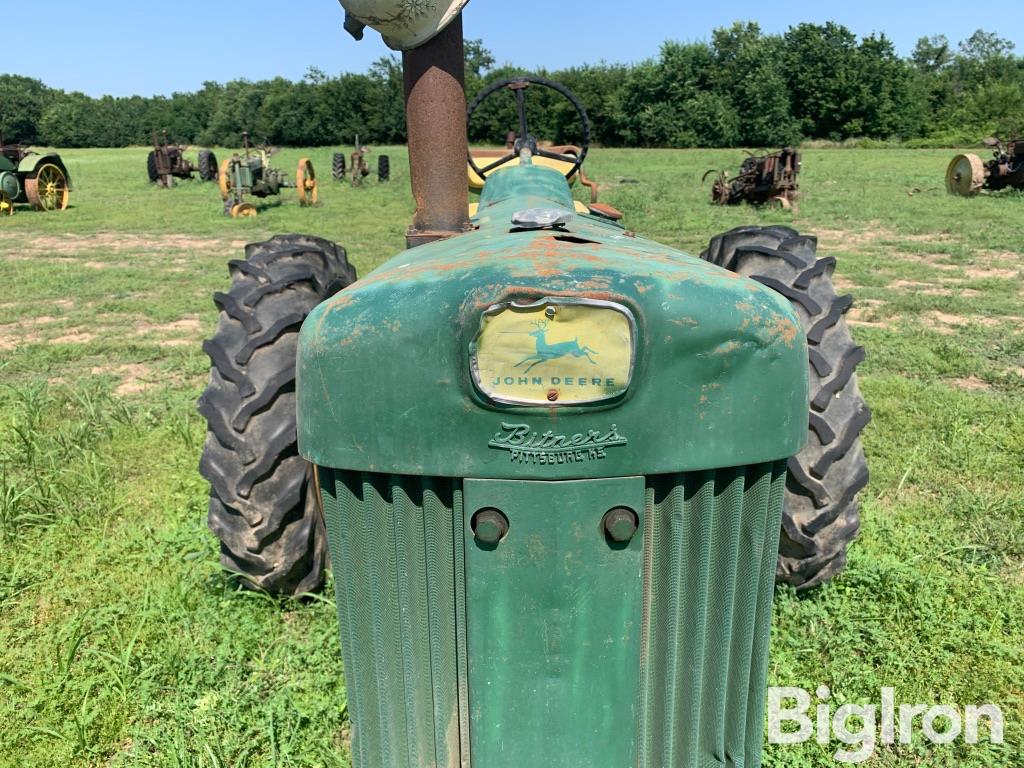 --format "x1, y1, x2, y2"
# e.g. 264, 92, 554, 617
218, 132, 318, 217
946, 136, 1024, 196
198, 5, 869, 766
146, 131, 218, 187
705, 146, 802, 208
335, 138, 390, 186
0, 136, 72, 215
